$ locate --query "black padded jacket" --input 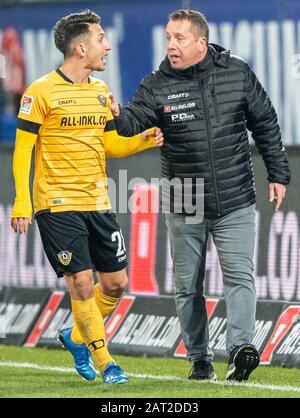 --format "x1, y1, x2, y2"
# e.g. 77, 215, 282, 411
115, 44, 291, 218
